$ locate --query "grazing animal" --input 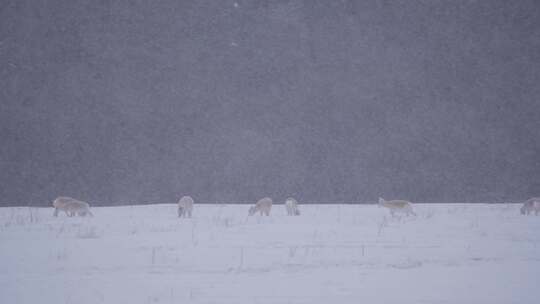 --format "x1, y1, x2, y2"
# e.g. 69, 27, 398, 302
52, 197, 93, 217
520, 197, 540, 215
285, 197, 300, 216
178, 196, 194, 218
378, 197, 416, 217
248, 197, 272, 216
